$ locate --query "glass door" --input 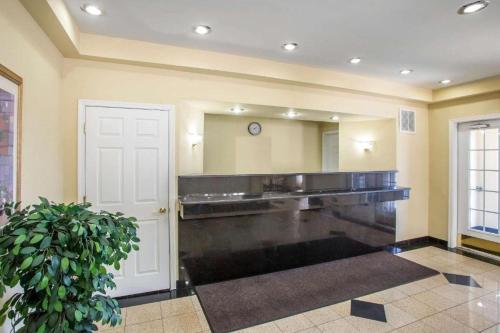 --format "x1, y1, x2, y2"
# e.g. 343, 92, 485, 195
458, 119, 500, 244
